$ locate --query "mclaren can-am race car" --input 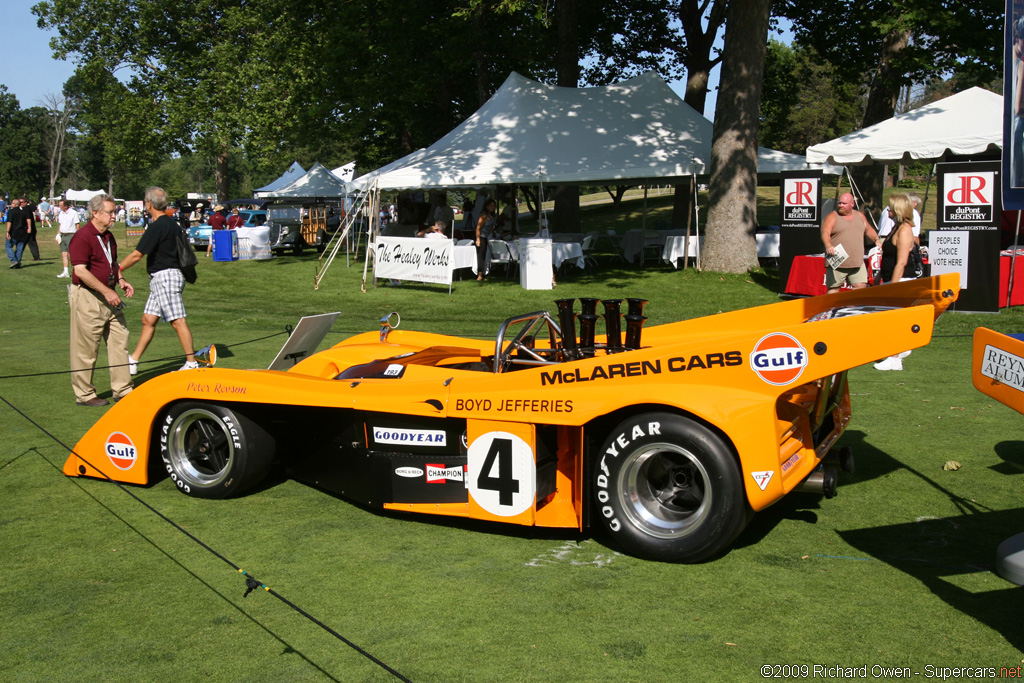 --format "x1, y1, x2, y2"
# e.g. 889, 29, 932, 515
65, 274, 959, 563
